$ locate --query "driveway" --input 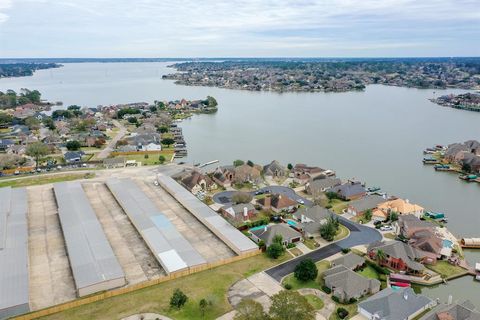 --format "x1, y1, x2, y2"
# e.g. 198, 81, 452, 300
95, 120, 127, 160
212, 186, 312, 206
265, 216, 381, 282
